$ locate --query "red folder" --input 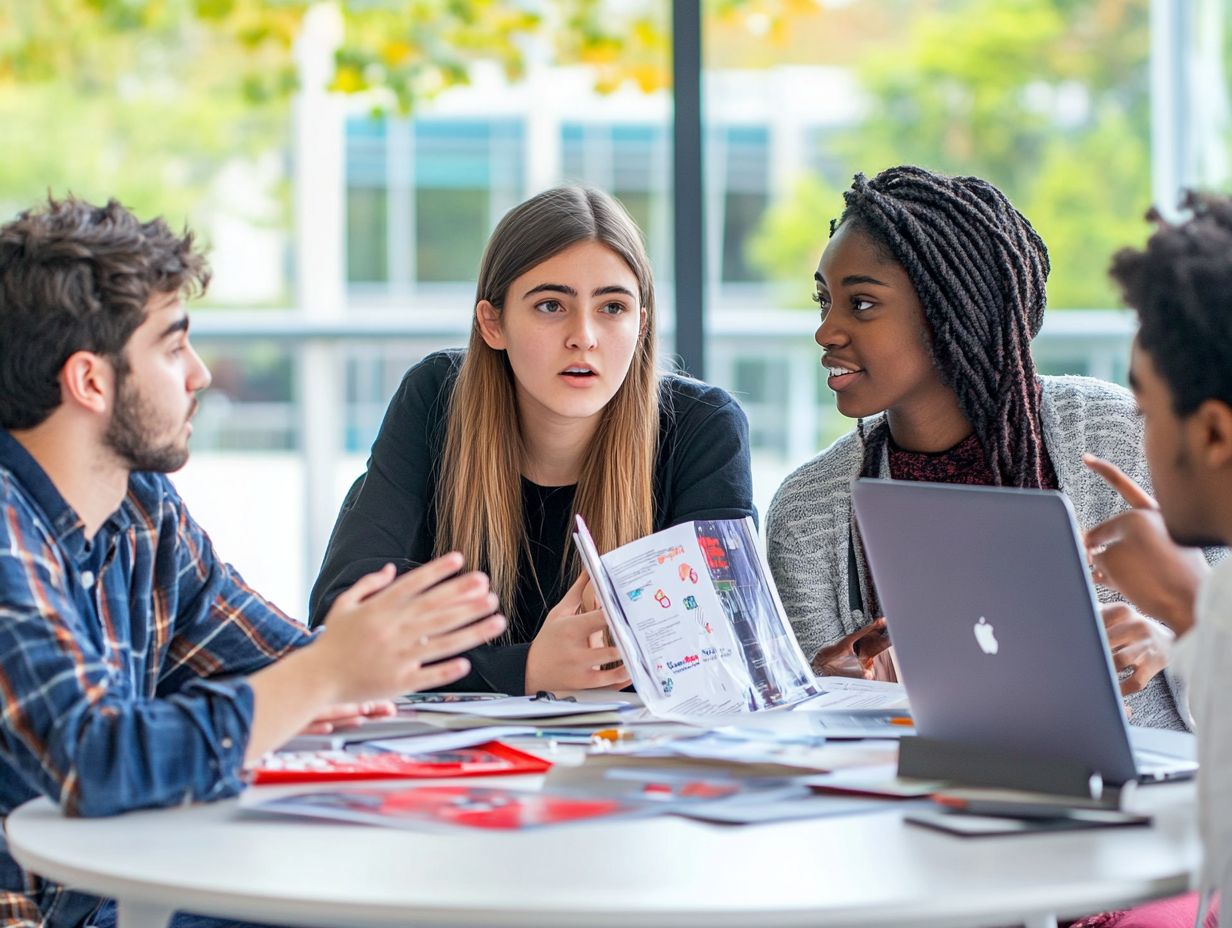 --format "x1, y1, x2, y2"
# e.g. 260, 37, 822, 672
250, 740, 551, 785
